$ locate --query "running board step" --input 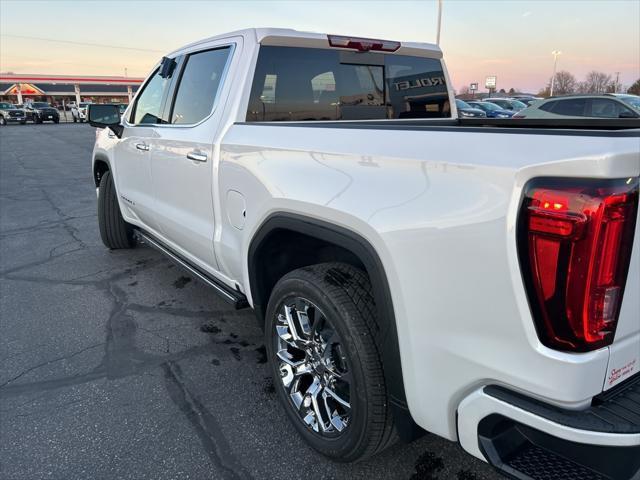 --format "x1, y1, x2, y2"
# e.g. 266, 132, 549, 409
135, 230, 249, 309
